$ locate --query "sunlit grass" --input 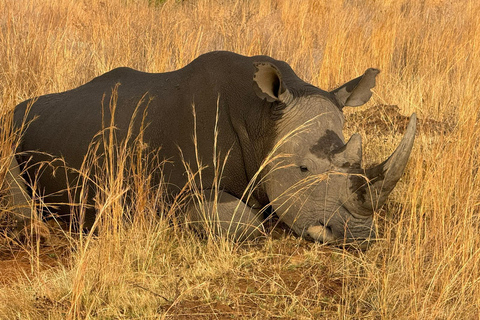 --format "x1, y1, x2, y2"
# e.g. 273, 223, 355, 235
1, 0, 479, 318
